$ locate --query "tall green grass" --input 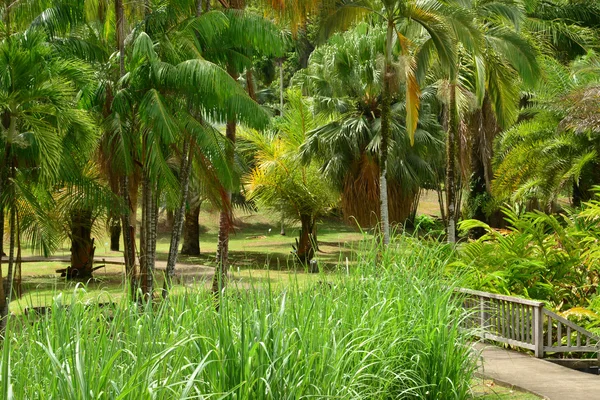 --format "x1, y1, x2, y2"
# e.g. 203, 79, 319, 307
0, 237, 476, 399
